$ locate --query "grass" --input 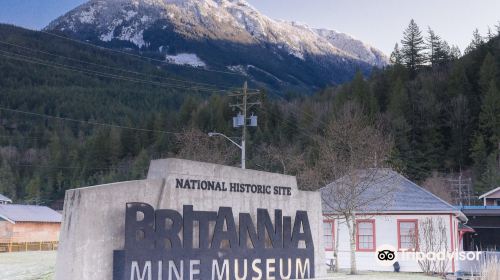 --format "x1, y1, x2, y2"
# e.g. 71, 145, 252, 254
481, 258, 500, 280
0, 251, 56, 280
326, 271, 440, 279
